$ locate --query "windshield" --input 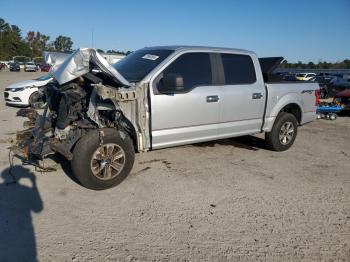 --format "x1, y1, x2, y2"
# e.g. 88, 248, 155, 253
113, 49, 174, 82
35, 74, 52, 81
